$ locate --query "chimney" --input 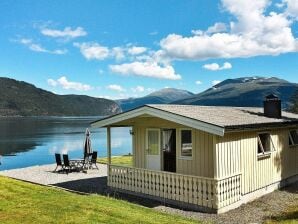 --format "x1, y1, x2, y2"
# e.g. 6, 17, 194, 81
263, 94, 281, 119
